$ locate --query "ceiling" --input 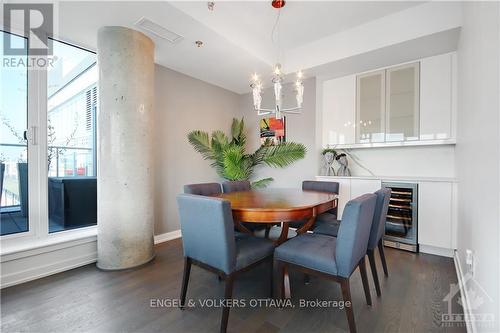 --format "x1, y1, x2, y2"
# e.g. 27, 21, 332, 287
20, 1, 459, 94
170, 1, 423, 65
